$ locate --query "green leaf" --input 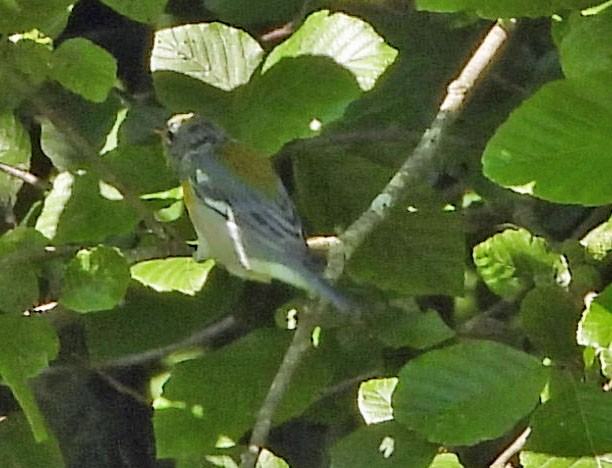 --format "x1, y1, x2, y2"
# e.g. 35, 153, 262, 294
232, 56, 361, 154
330, 421, 437, 468
473, 228, 566, 298
35, 171, 139, 244
100, 0, 168, 23
264, 10, 398, 91
117, 103, 172, 146
131, 257, 215, 296
577, 285, 612, 349
203, 0, 303, 25
520, 286, 582, 361
520, 451, 610, 468
428, 453, 465, 468
103, 143, 177, 195
152, 71, 233, 125
526, 380, 612, 460
0, 227, 47, 313
600, 347, 612, 379
50, 38, 117, 103
83, 276, 242, 360
0, 0, 73, 34
256, 449, 289, 468
151, 22, 263, 91
155, 328, 333, 457
0, 37, 52, 110
61, 246, 130, 313
0, 413, 64, 467
0, 264, 39, 314
34, 171, 72, 239
0, 110, 31, 206
580, 216, 612, 260
415, 0, 601, 19
482, 75, 612, 206
0, 315, 59, 441
349, 206, 464, 297
555, 8, 612, 80
358, 378, 398, 425
294, 151, 391, 232
377, 306, 456, 350
38, 90, 121, 170
393, 340, 548, 445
